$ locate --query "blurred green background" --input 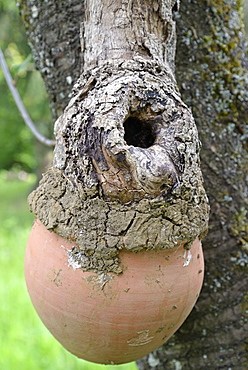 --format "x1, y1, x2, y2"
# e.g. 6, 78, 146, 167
0, 0, 138, 369
0, 171, 138, 369
0, 0, 53, 174
0, 0, 247, 369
